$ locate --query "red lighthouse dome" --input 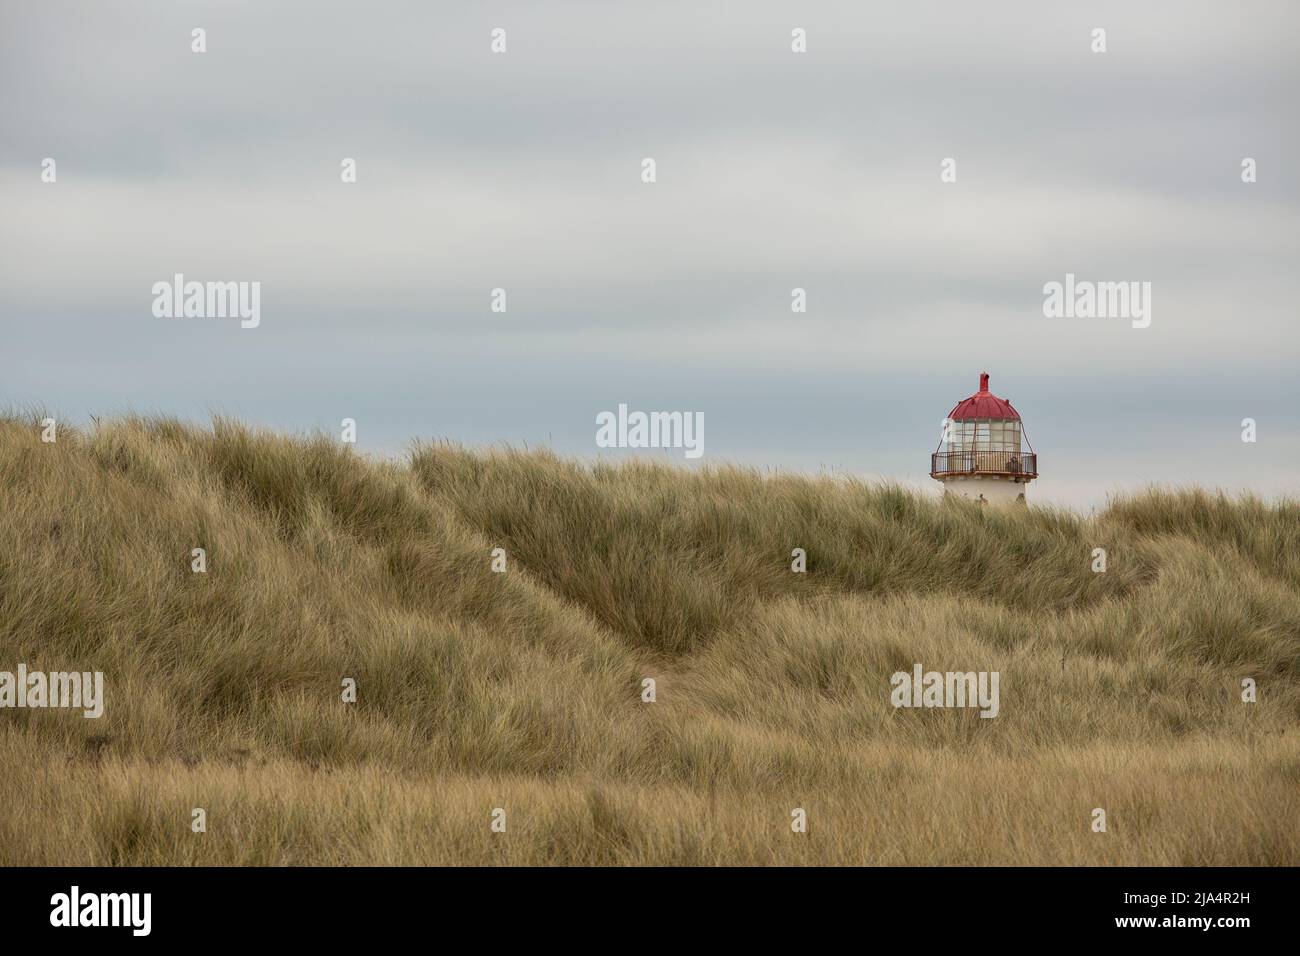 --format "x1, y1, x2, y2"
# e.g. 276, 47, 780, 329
948, 372, 1021, 421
